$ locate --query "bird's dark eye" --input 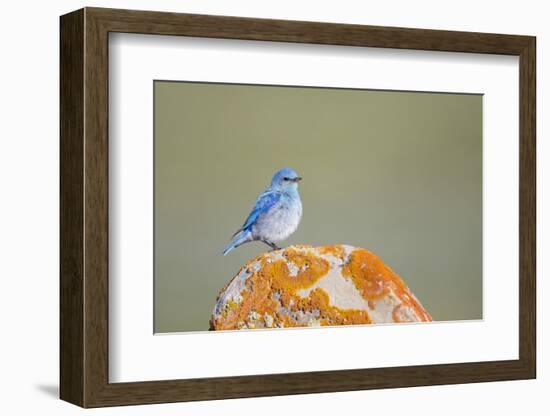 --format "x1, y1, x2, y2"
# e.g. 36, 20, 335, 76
283, 177, 289, 181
